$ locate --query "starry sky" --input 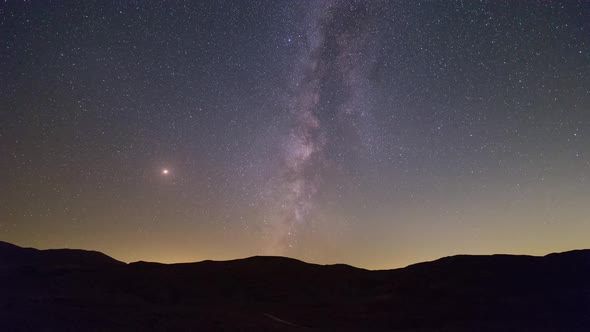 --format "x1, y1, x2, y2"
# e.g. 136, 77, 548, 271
1, 0, 589, 269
